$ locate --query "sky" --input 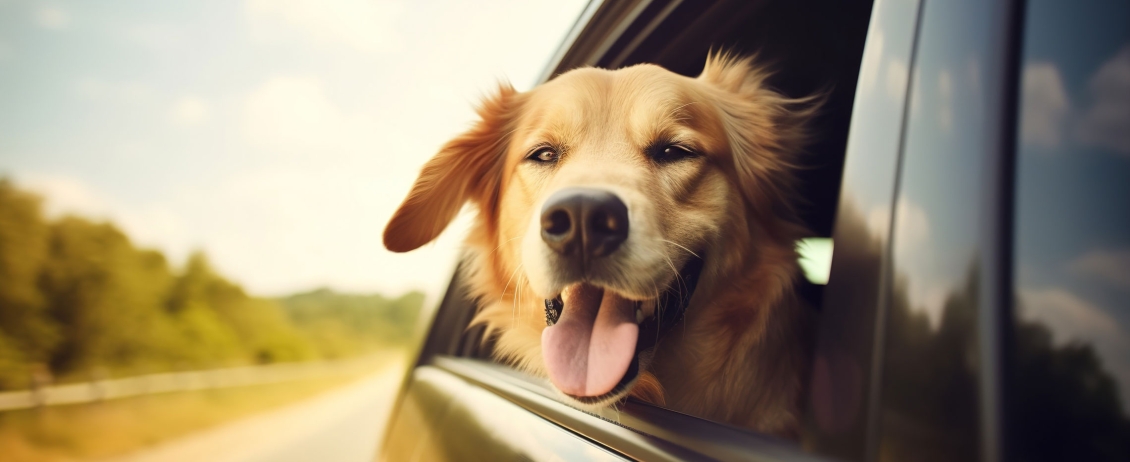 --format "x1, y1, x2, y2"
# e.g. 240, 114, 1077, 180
0, 0, 591, 301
